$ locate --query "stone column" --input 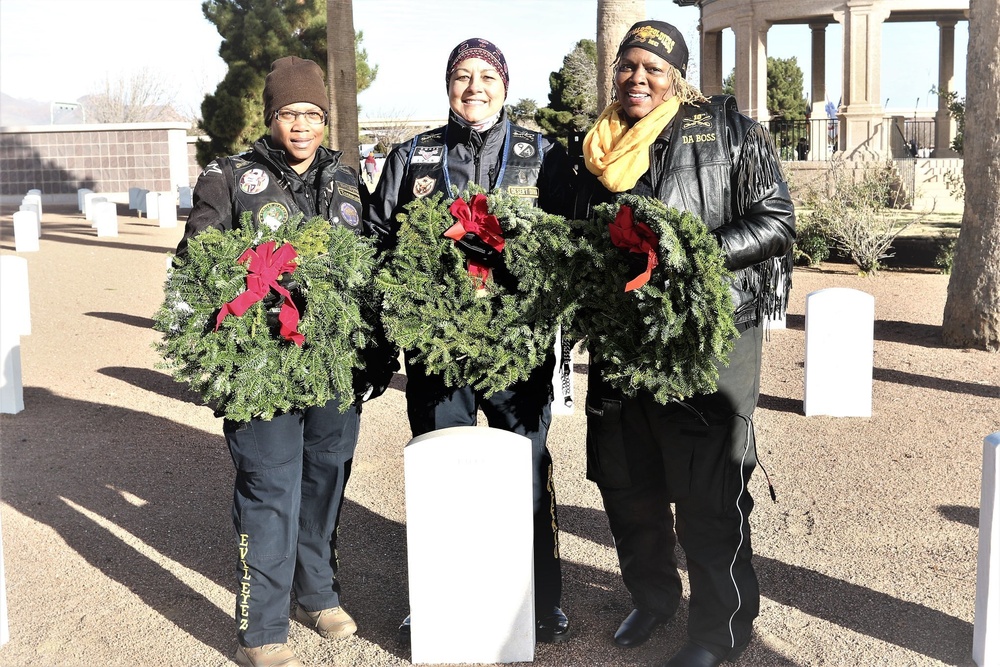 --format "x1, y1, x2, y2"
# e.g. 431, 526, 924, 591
934, 20, 959, 158
701, 29, 724, 96
732, 9, 769, 121
836, 0, 890, 159
809, 23, 829, 158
